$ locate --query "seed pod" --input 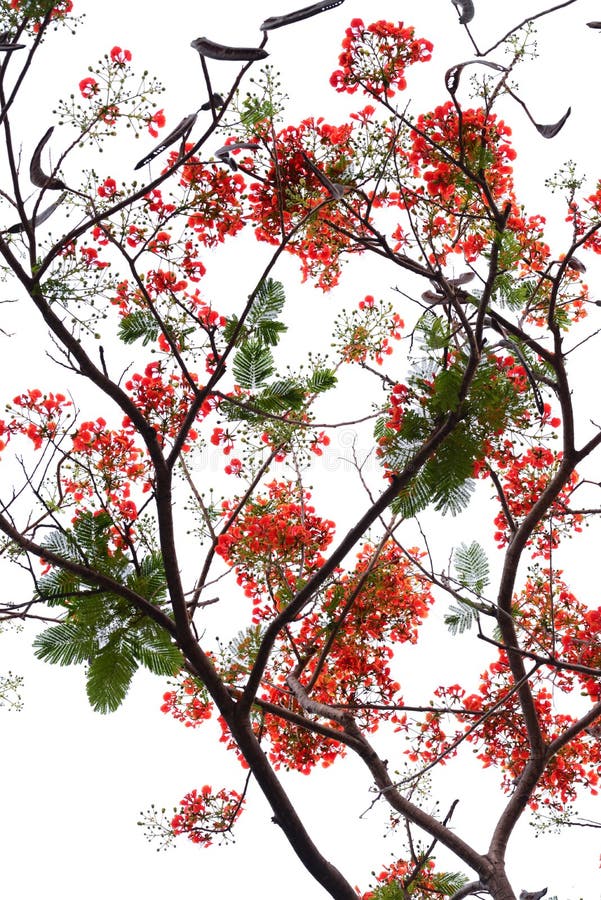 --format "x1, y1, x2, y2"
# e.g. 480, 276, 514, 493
191, 37, 268, 62
261, 0, 345, 31
451, 0, 475, 25
8, 191, 67, 234
30, 127, 66, 191
200, 93, 224, 111
134, 113, 197, 170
